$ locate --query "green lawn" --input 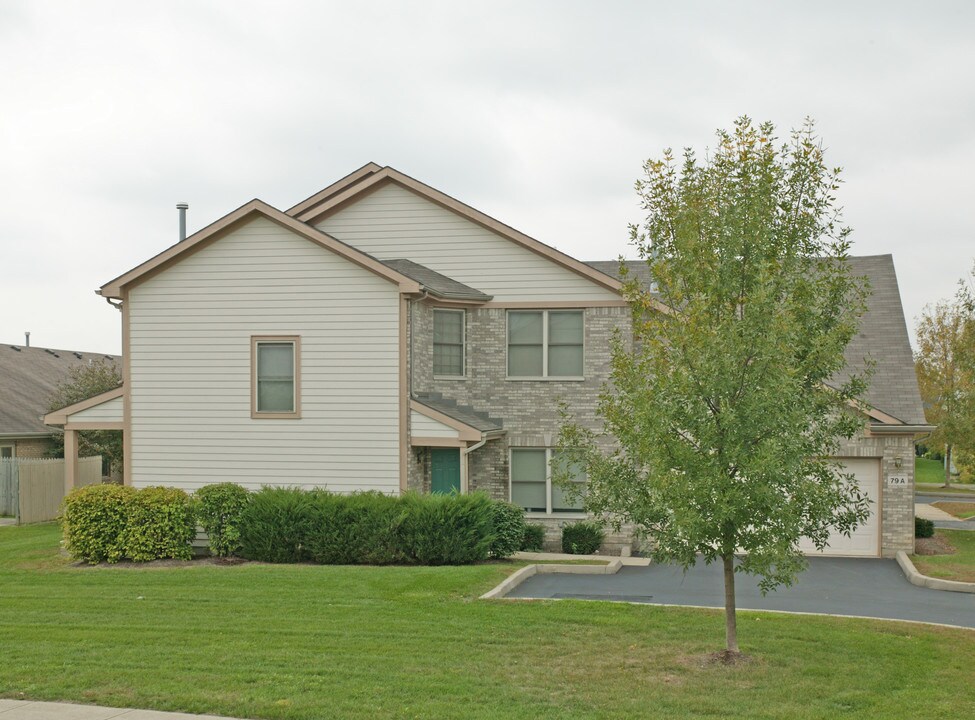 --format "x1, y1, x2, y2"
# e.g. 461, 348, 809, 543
912, 529, 975, 583
931, 502, 975, 520
915, 457, 975, 489
2, 525, 975, 719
